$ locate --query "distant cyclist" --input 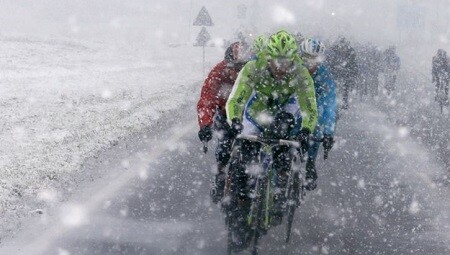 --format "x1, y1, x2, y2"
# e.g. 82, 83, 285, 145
196, 41, 251, 203
226, 30, 318, 221
299, 38, 337, 191
251, 34, 268, 59
382, 46, 401, 95
327, 37, 358, 109
432, 49, 449, 105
